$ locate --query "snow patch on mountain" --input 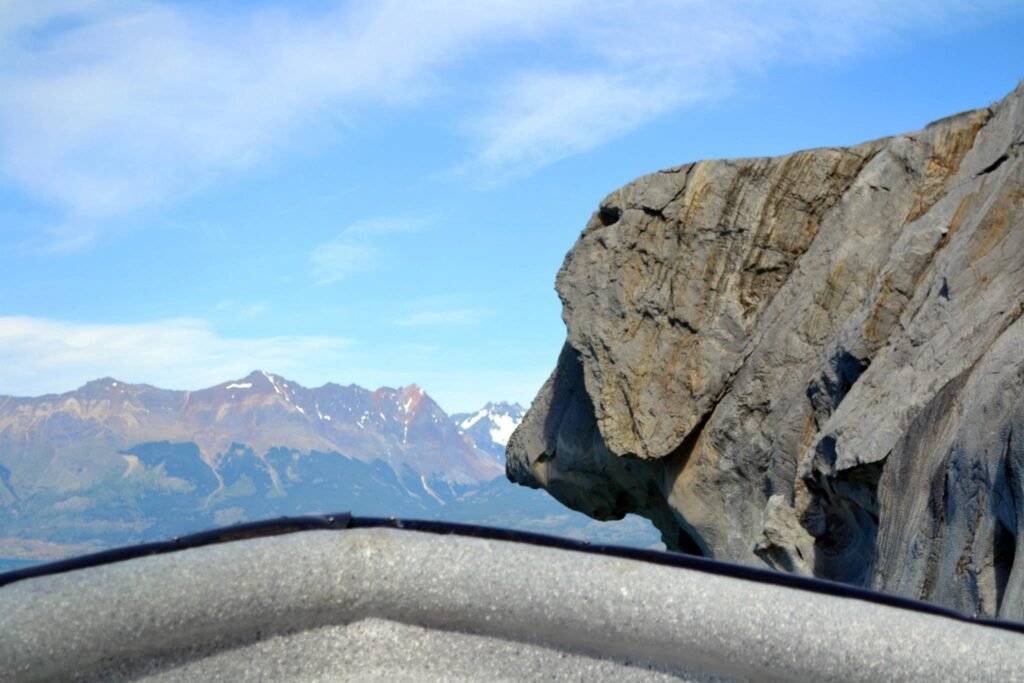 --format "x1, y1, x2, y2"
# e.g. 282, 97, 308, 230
453, 402, 526, 461
488, 413, 519, 447
458, 409, 487, 431
420, 475, 446, 505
